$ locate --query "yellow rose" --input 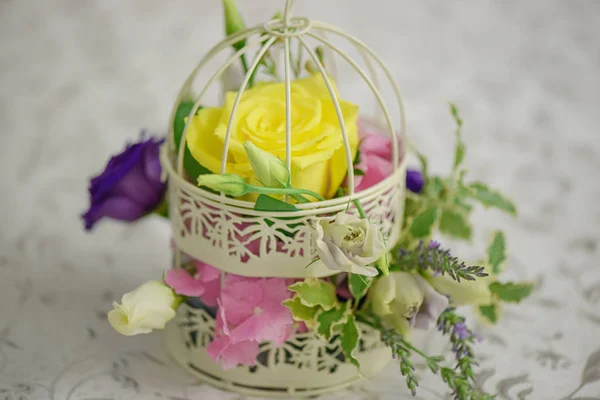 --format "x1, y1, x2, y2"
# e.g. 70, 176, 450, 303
185, 74, 359, 199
